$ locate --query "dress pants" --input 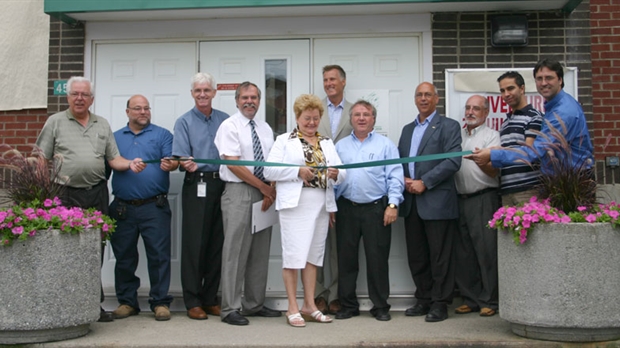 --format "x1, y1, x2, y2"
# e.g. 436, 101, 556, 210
180, 171, 225, 309
455, 190, 500, 310
404, 198, 456, 309
220, 182, 272, 319
59, 181, 109, 303
336, 197, 391, 311
109, 199, 173, 312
